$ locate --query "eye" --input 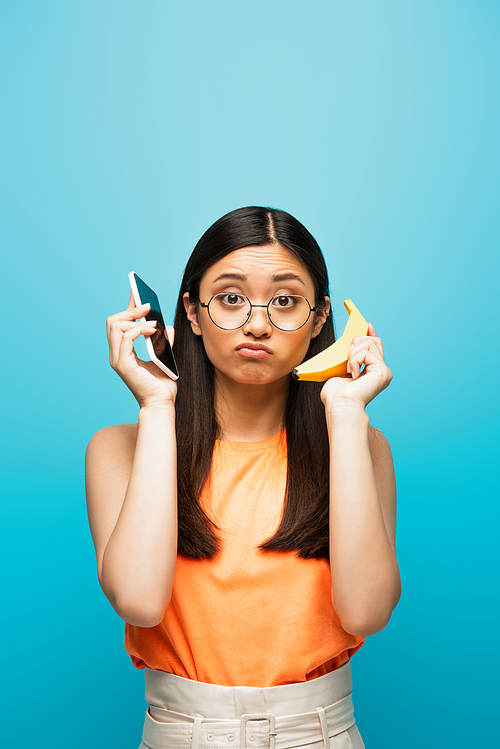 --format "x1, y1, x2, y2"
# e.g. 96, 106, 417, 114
217, 293, 246, 307
271, 295, 297, 308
